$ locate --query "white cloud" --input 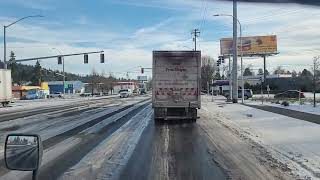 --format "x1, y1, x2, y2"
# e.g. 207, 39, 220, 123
2, 0, 320, 77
